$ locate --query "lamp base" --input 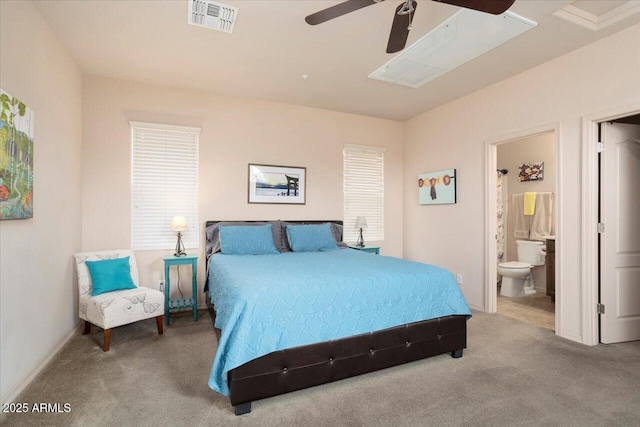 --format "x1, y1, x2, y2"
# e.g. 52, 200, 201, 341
174, 232, 187, 257
356, 228, 365, 248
